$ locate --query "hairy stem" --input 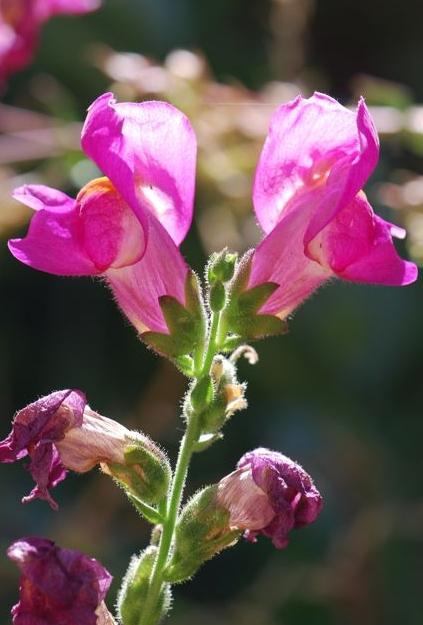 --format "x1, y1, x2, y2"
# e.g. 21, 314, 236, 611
140, 310, 223, 625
